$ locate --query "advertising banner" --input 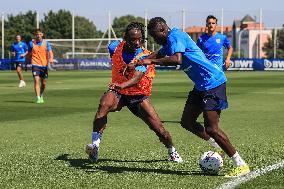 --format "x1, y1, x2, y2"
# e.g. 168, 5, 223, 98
1, 58, 284, 71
